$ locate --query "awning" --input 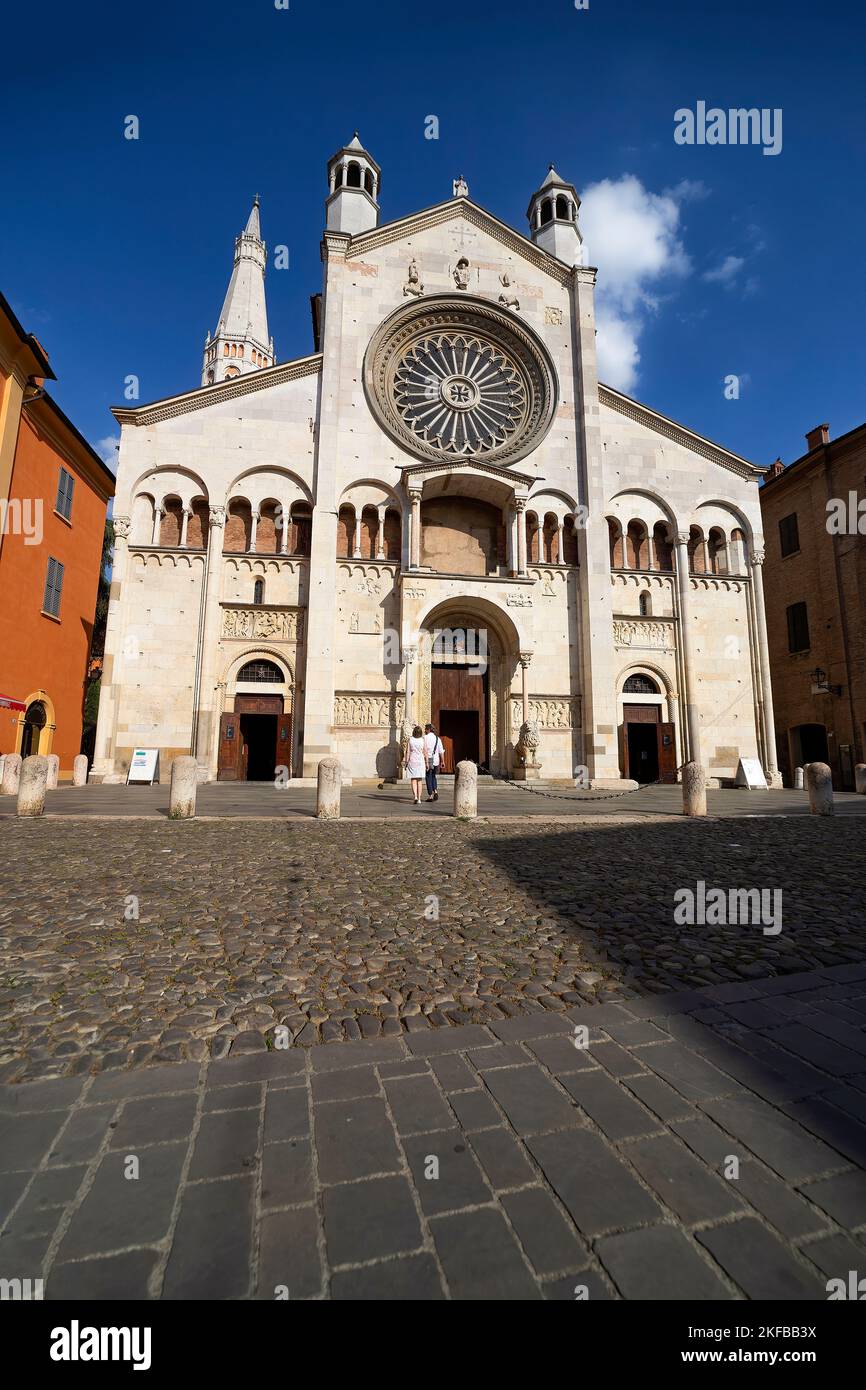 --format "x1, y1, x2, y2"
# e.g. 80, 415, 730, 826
0, 695, 26, 712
